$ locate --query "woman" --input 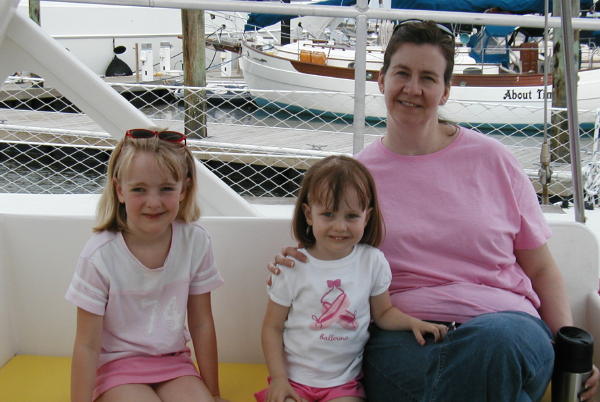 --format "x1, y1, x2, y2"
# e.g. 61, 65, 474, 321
270, 21, 599, 401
